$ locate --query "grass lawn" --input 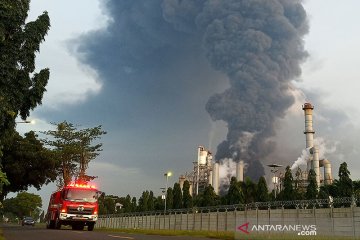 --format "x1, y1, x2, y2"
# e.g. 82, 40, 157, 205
96, 227, 360, 240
